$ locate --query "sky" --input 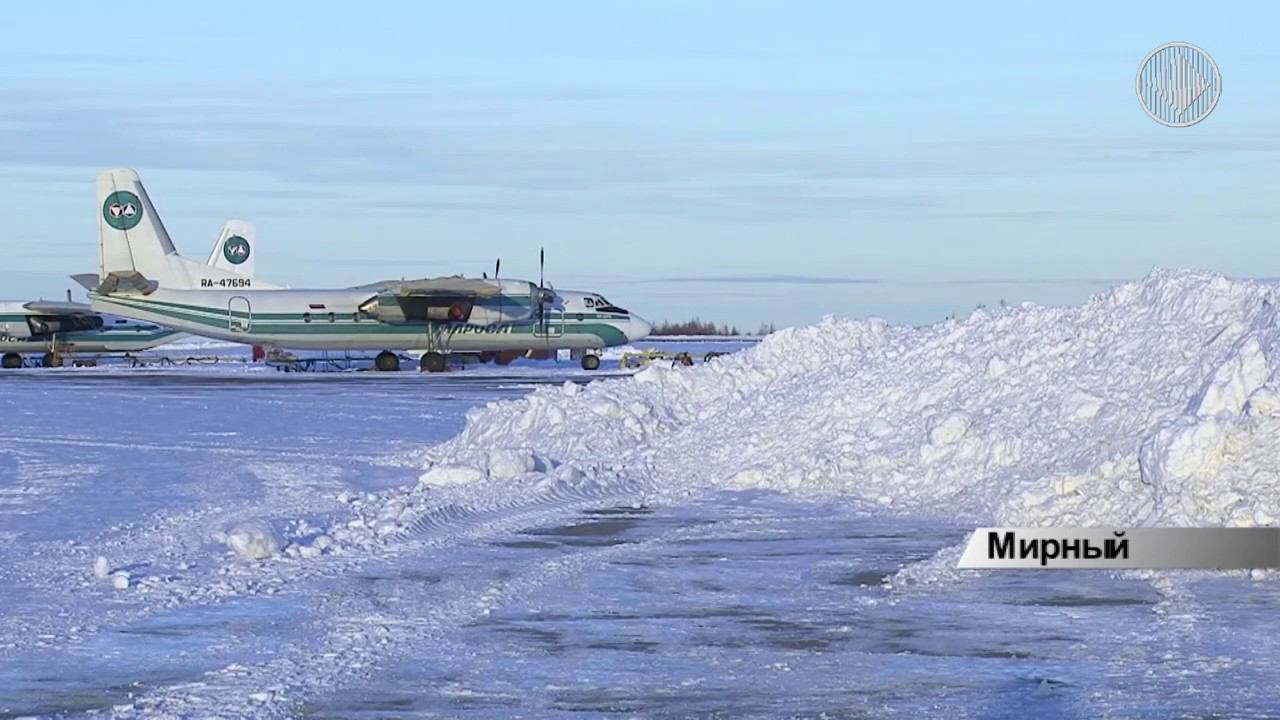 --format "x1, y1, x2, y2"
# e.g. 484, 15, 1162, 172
2, 0, 1279, 327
